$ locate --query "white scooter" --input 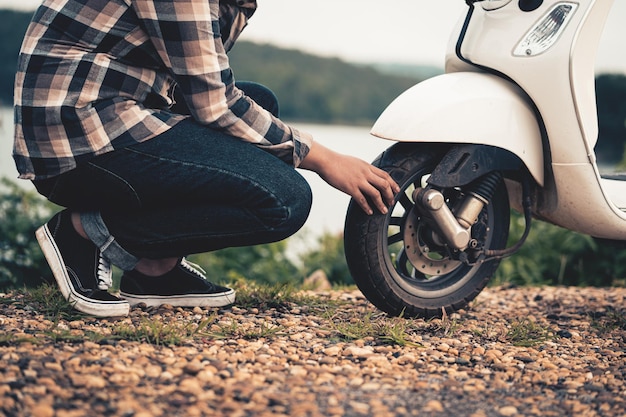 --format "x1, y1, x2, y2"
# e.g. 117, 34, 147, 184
344, 0, 624, 318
